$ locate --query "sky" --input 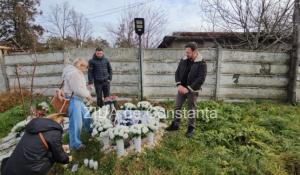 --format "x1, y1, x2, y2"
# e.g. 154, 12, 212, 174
36, 0, 207, 43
